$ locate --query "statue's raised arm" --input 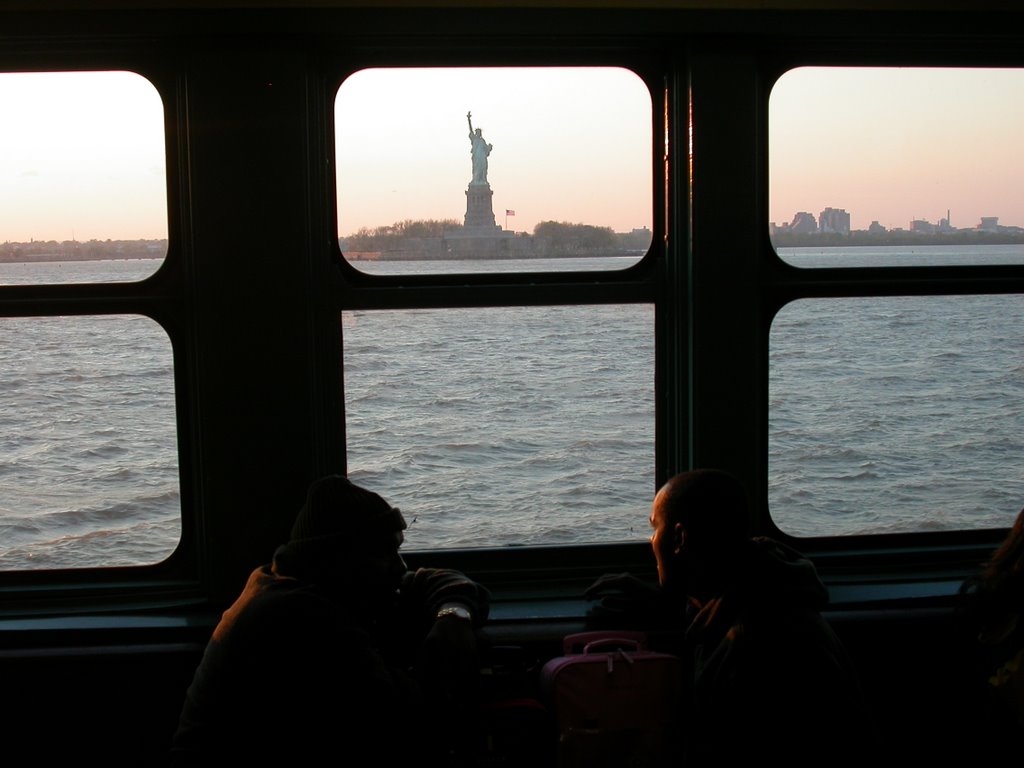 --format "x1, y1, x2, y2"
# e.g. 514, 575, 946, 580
467, 111, 474, 135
